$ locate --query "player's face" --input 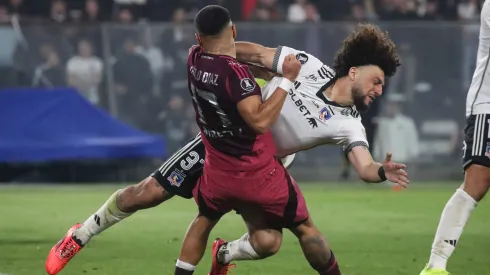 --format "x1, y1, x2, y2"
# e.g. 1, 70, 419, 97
351, 65, 385, 112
